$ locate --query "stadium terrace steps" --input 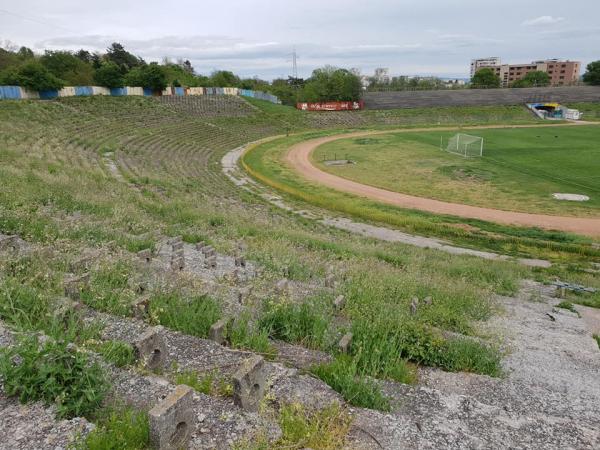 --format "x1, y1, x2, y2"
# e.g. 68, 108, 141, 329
363, 85, 600, 109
